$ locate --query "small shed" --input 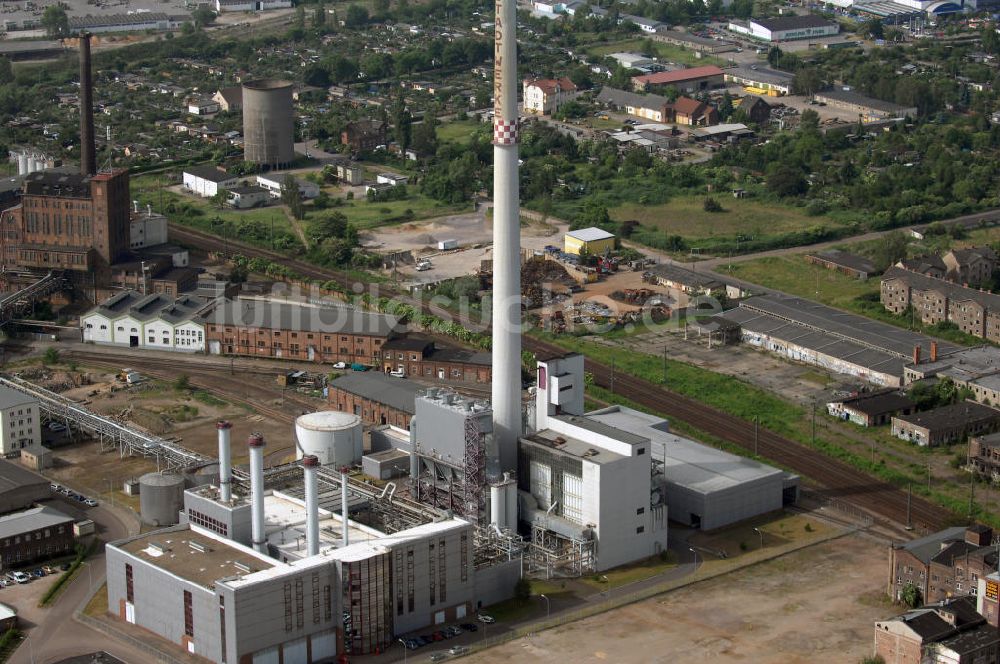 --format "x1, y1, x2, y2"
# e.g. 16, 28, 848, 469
361, 449, 411, 480
564, 227, 616, 256
18, 445, 51, 471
